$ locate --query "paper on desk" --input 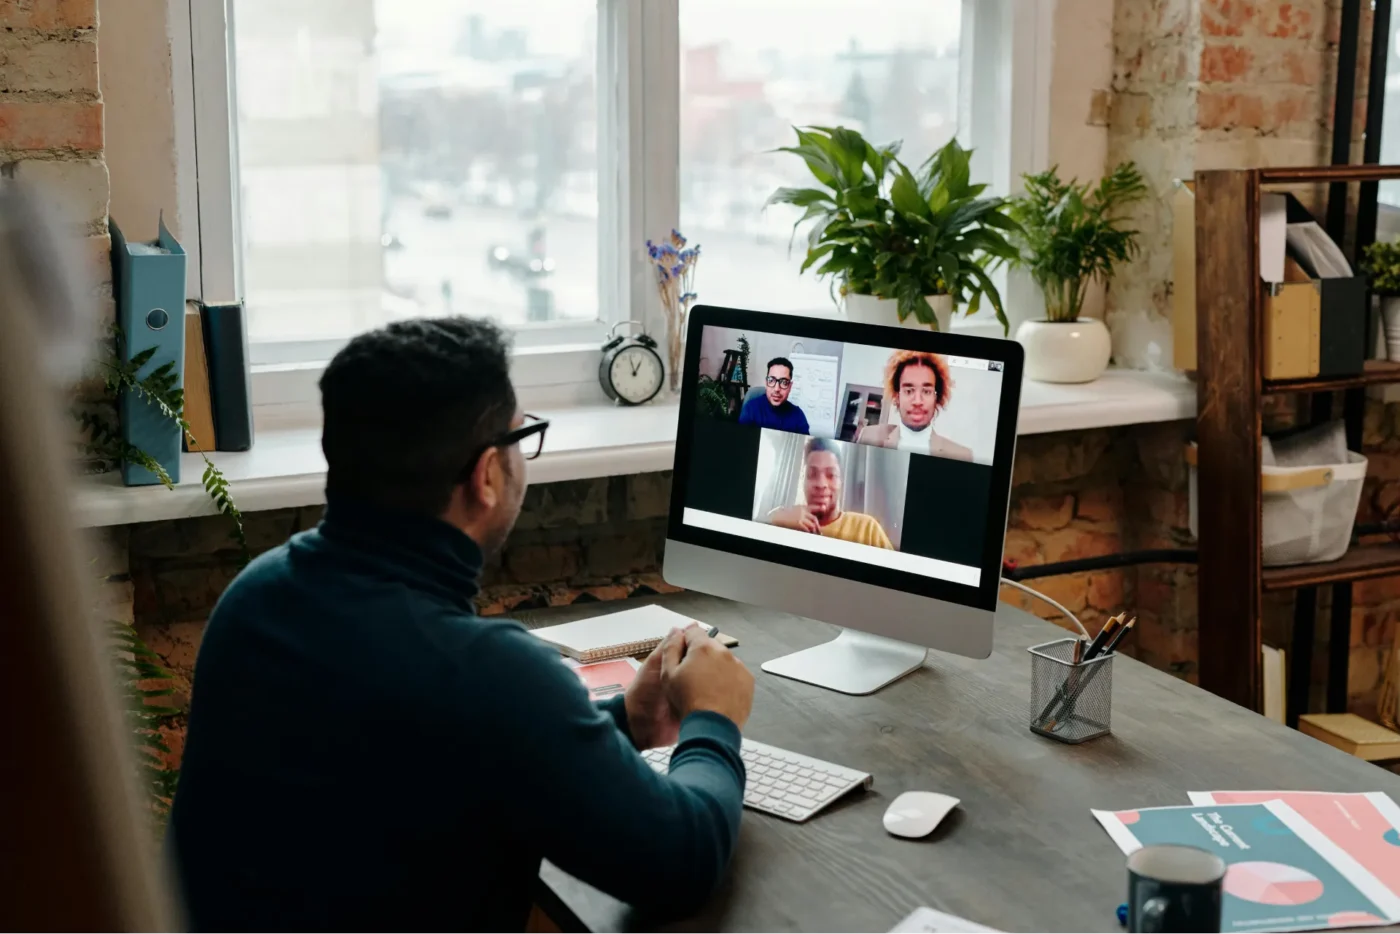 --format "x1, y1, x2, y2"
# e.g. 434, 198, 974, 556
1094, 801, 1400, 932
563, 656, 641, 700
889, 907, 1000, 933
1187, 791, 1400, 896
